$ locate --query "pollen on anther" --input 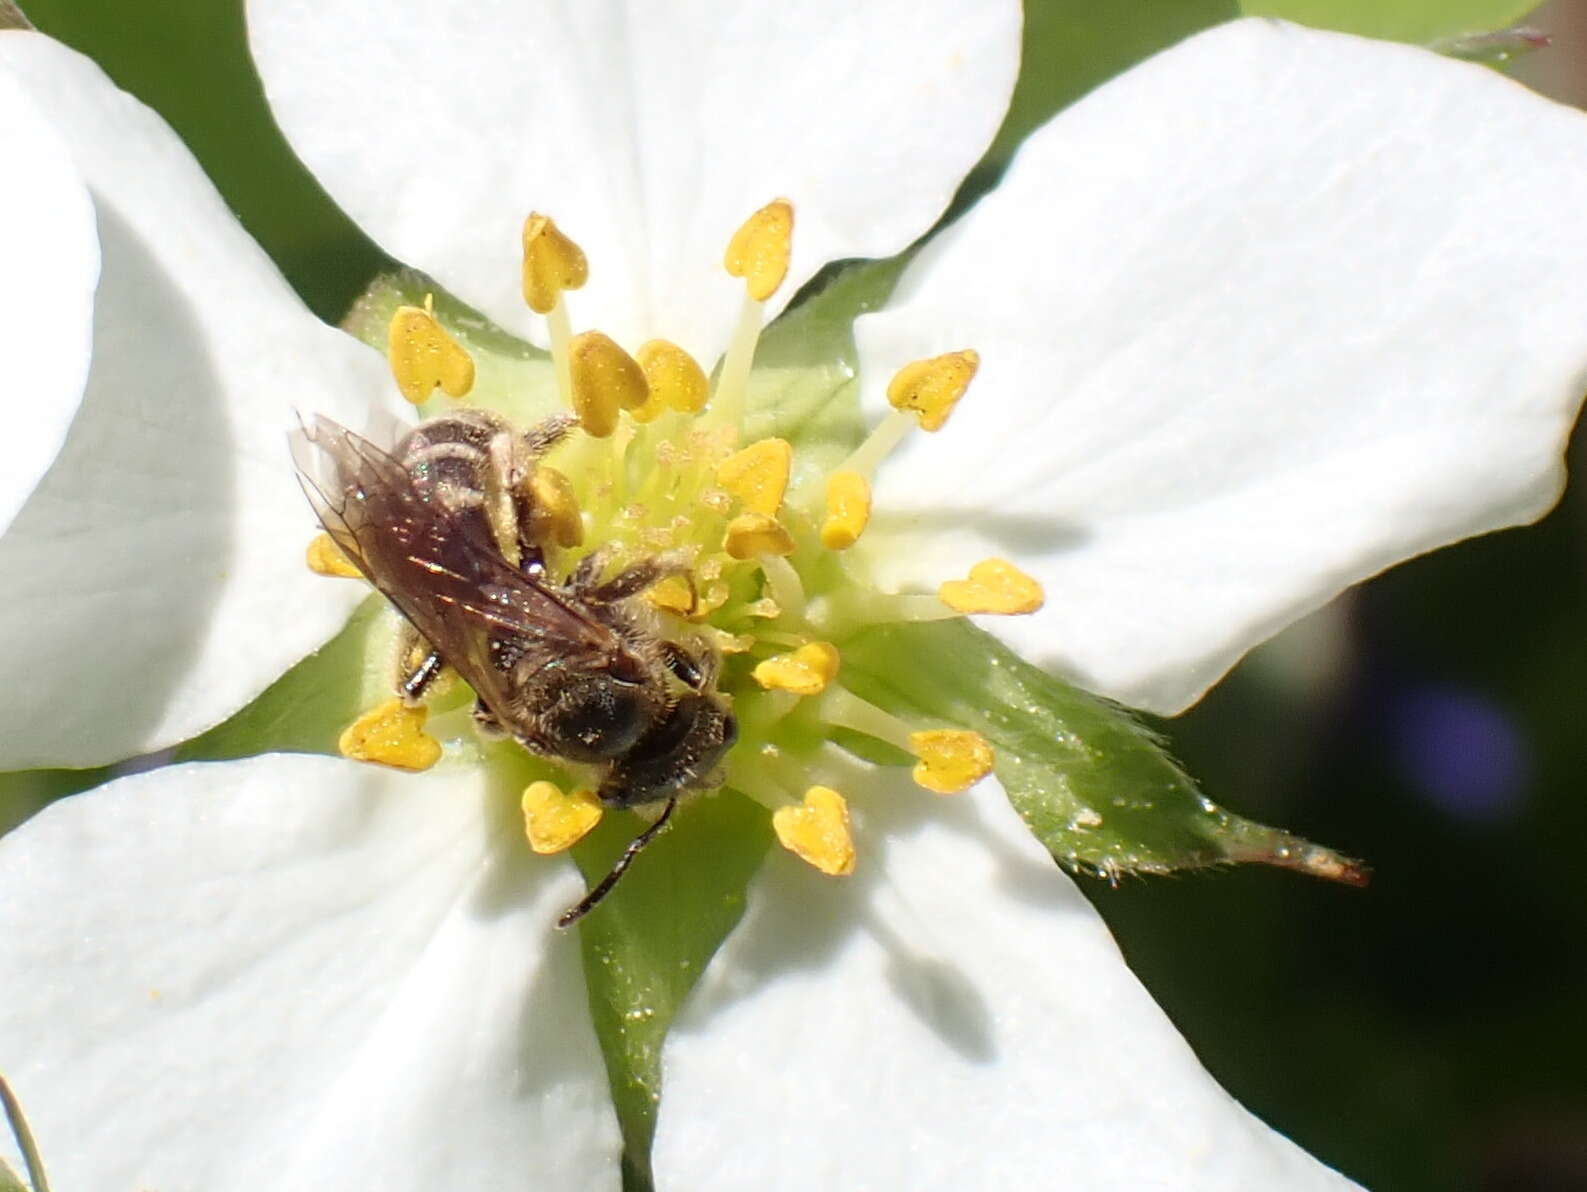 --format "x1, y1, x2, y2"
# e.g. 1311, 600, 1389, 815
306, 532, 362, 578
521, 780, 604, 854
723, 512, 795, 560
939, 557, 1044, 615
772, 786, 856, 875
387, 303, 476, 405
635, 339, 709, 418
338, 699, 443, 771
821, 470, 872, 551
723, 198, 794, 302
521, 213, 589, 314
909, 729, 995, 794
569, 331, 649, 437
716, 438, 792, 517
526, 465, 584, 548
887, 349, 979, 431
753, 641, 840, 696
646, 574, 696, 616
